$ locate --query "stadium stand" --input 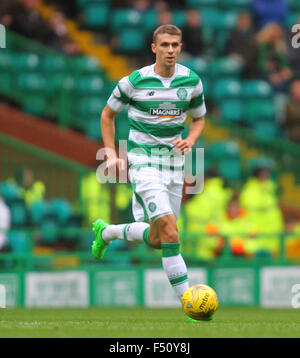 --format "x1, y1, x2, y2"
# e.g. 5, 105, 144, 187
0, 0, 300, 267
